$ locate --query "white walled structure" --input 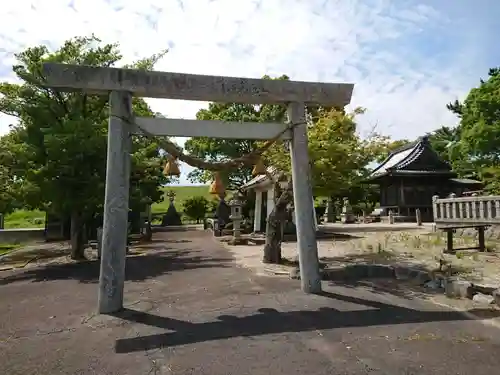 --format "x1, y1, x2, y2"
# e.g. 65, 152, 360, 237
242, 168, 317, 232
242, 167, 276, 232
